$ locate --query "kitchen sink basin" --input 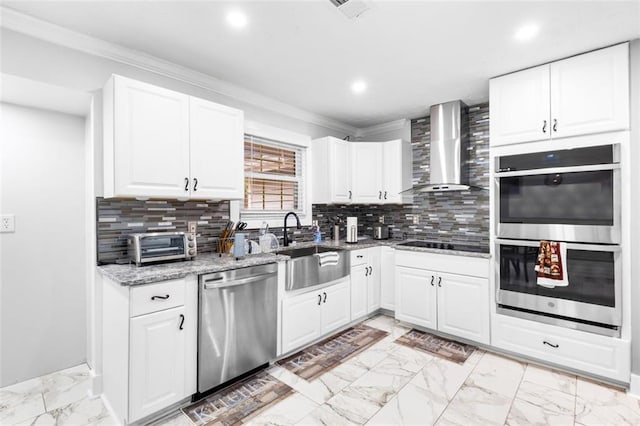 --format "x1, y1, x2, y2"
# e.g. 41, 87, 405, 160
277, 246, 350, 291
